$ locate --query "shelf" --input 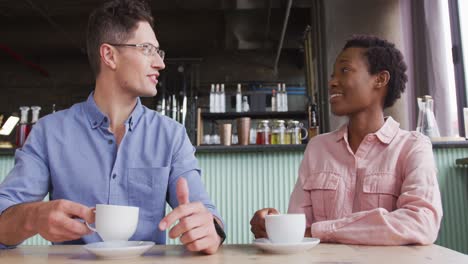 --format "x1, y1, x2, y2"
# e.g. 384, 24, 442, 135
432, 140, 468, 149
0, 147, 16, 156
196, 144, 306, 153
200, 111, 307, 120
196, 108, 310, 146
456, 157, 468, 165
